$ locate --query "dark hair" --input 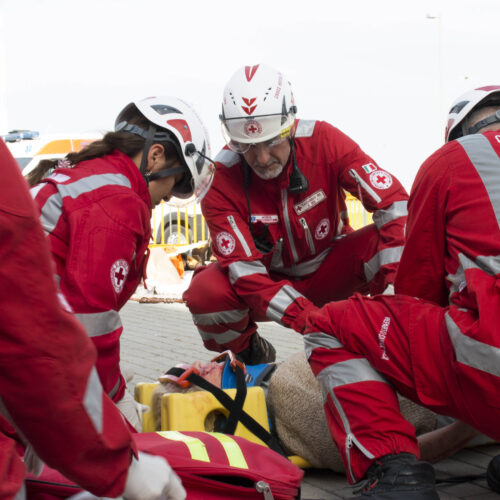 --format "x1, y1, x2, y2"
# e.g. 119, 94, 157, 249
25, 159, 57, 187
25, 104, 178, 187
